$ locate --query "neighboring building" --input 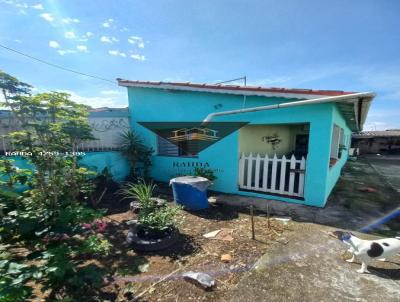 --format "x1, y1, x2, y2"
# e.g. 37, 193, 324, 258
118, 80, 375, 207
0, 107, 130, 153
0, 107, 131, 181
352, 130, 400, 154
